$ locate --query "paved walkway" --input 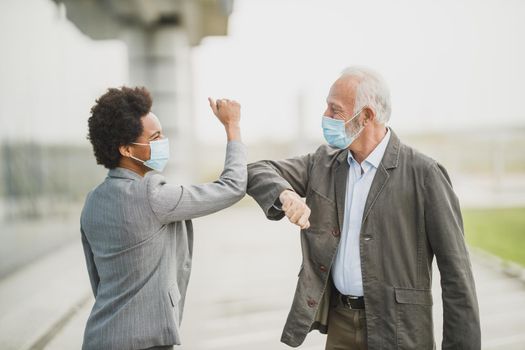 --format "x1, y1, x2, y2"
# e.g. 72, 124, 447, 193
1, 204, 524, 349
